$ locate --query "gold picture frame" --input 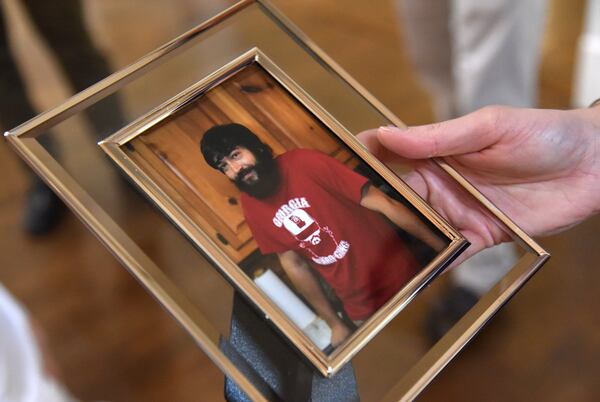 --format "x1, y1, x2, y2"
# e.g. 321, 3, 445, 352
99, 47, 469, 376
4, 1, 550, 400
